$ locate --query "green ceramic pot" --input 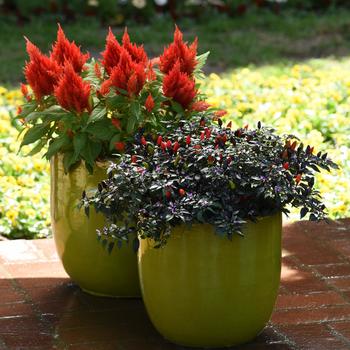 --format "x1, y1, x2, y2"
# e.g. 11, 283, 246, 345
50, 154, 141, 297
138, 213, 282, 347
